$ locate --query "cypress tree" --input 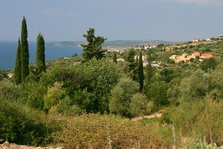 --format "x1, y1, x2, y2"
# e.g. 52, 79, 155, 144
146, 49, 153, 85
138, 51, 144, 91
14, 38, 22, 84
113, 52, 117, 63
36, 33, 46, 73
21, 16, 29, 82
